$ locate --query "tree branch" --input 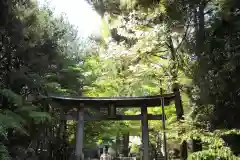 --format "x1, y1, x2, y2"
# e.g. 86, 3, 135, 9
175, 20, 191, 53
